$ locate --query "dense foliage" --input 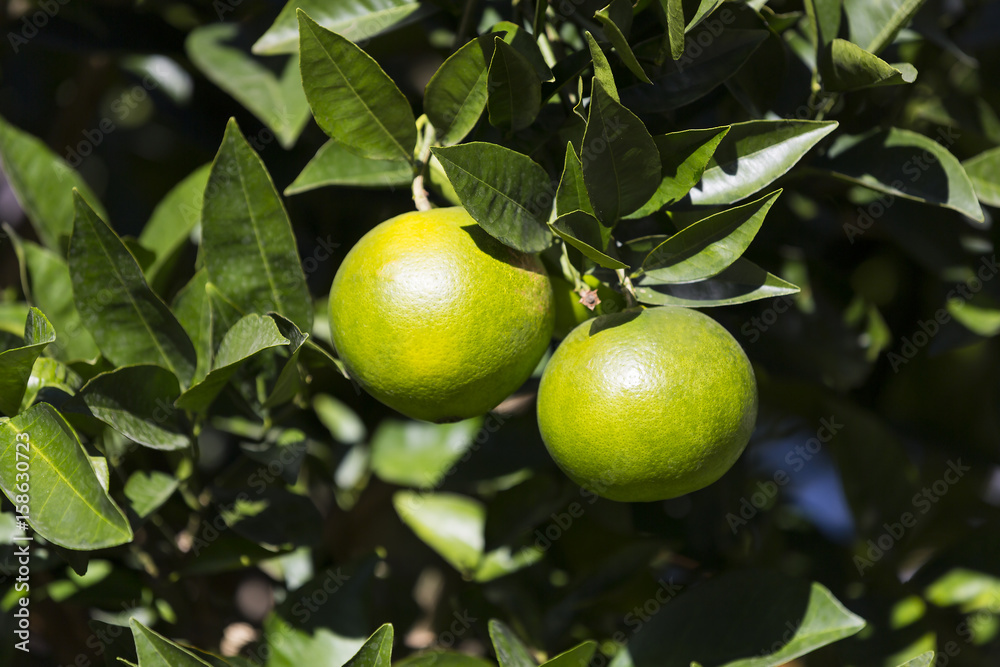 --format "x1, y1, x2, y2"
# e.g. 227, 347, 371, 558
0, 0, 999, 665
